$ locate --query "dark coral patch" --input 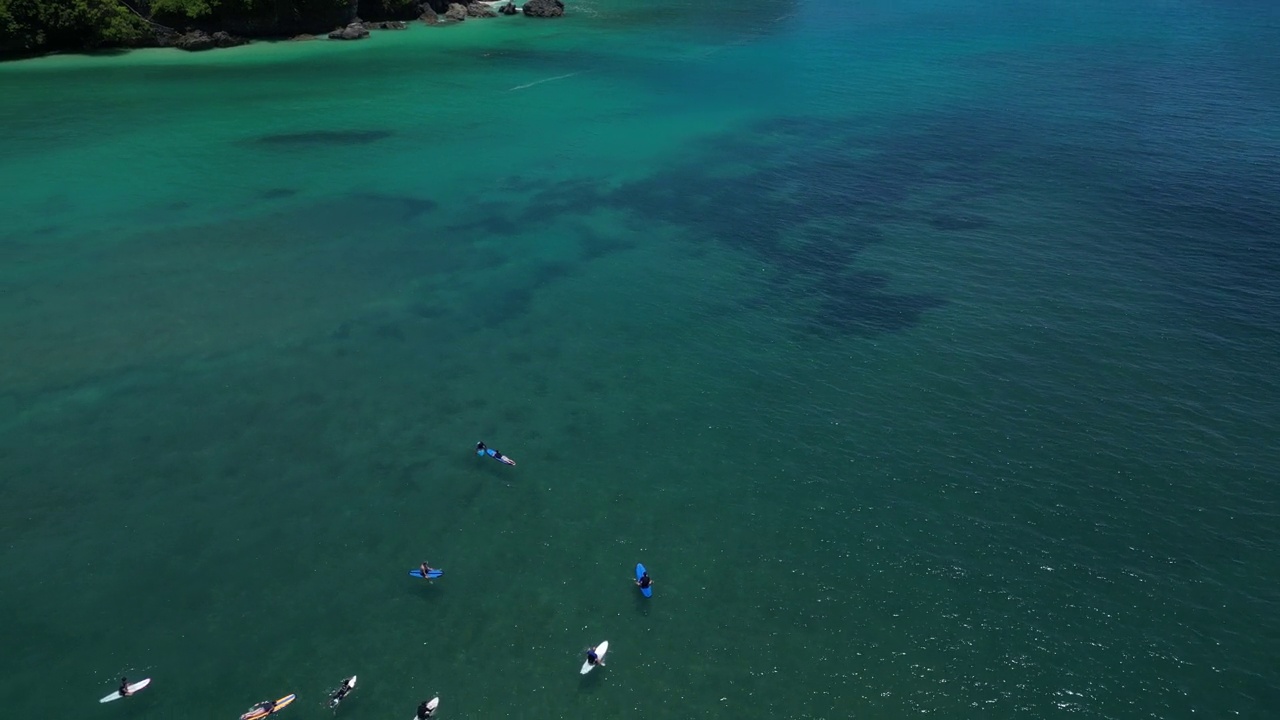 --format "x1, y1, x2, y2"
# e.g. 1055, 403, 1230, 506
252, 129, 394, 147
